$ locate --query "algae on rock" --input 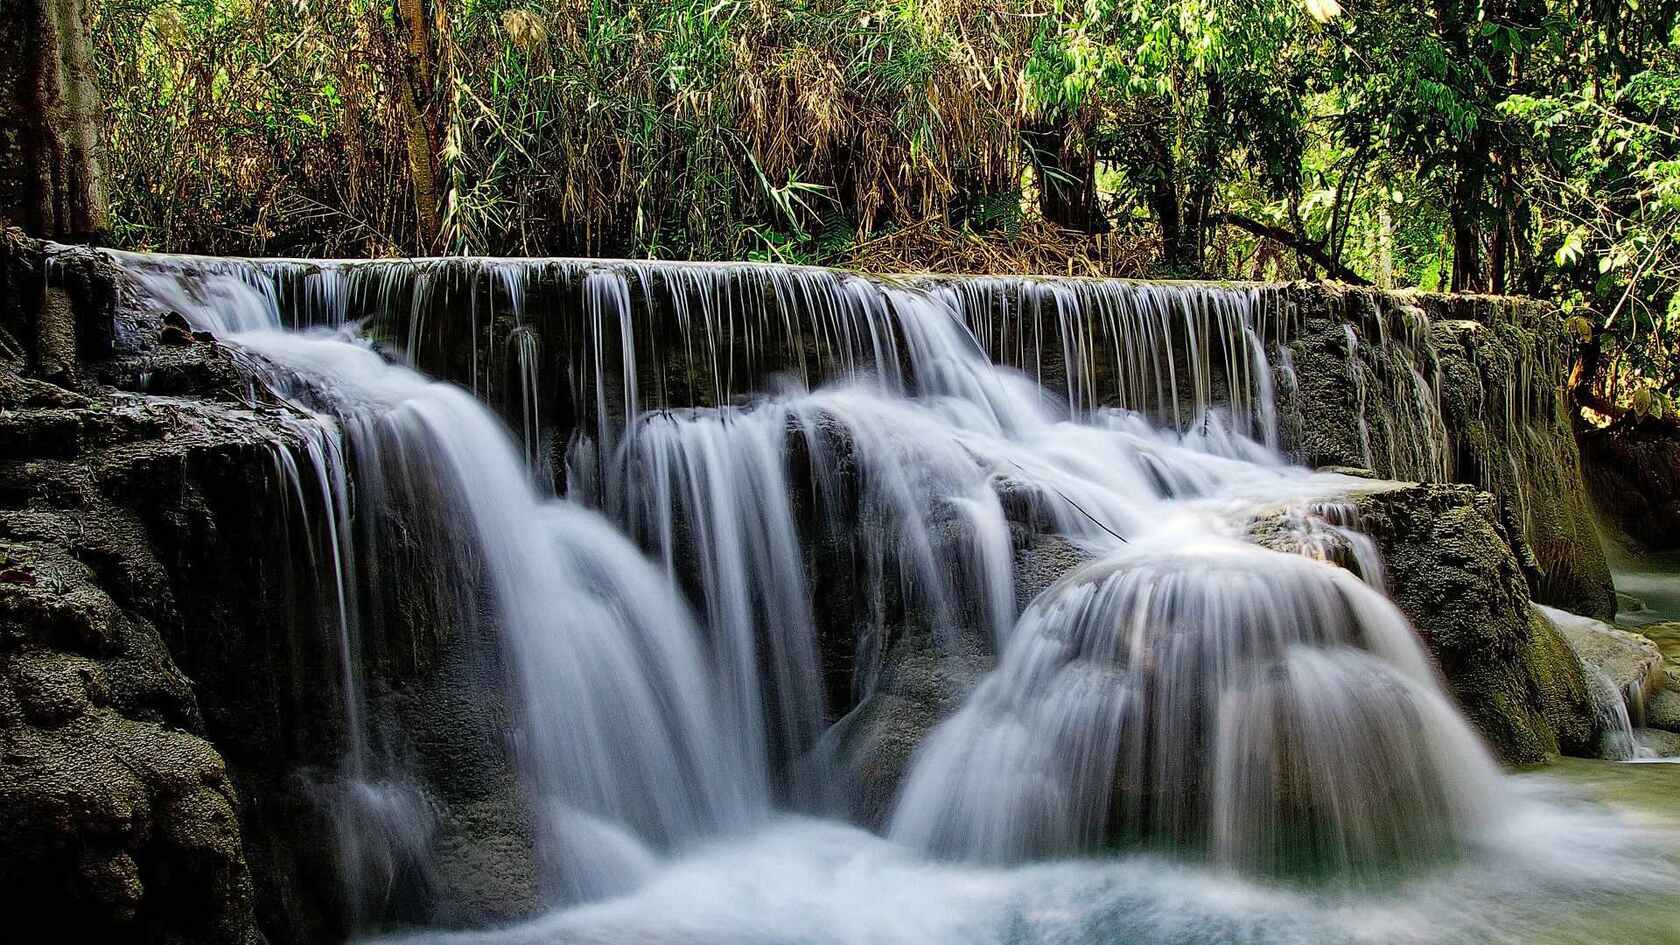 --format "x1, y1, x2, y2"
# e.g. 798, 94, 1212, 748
1253, 482, 1600, 767
1275, 286, 1614, 620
